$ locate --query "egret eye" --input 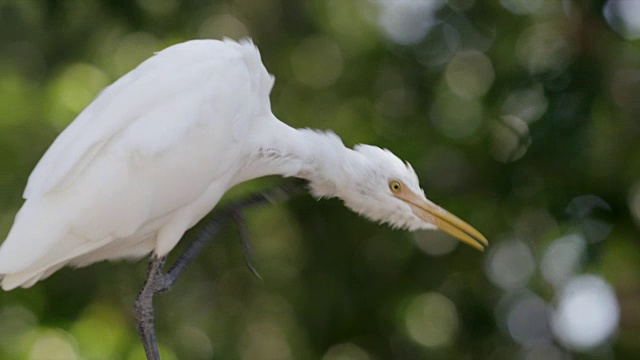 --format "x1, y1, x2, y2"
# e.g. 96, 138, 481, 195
389, 180, 402, 193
